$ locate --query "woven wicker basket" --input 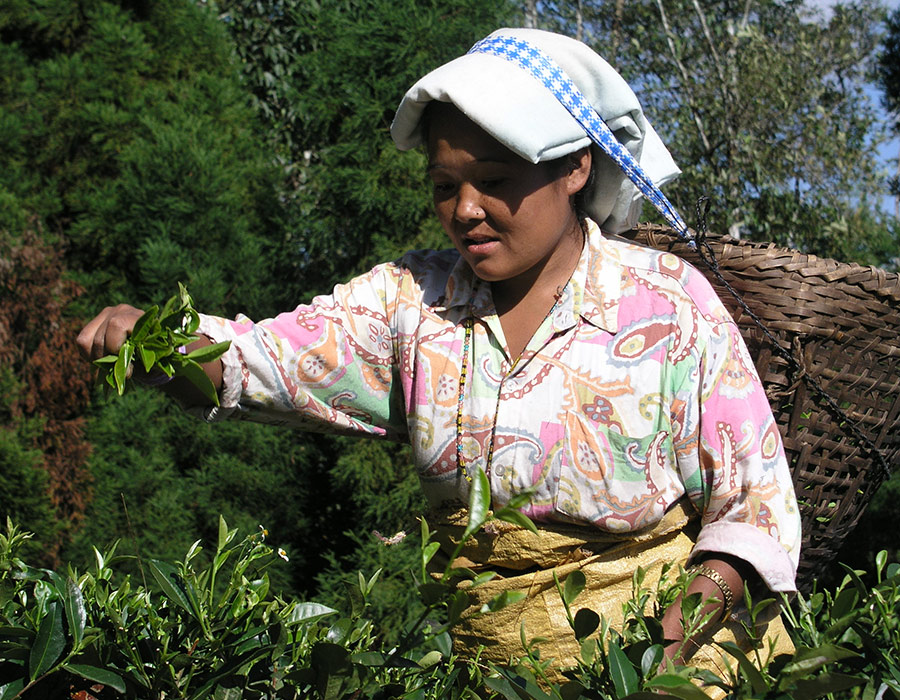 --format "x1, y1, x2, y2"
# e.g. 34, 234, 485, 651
624, 224, 900, 591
